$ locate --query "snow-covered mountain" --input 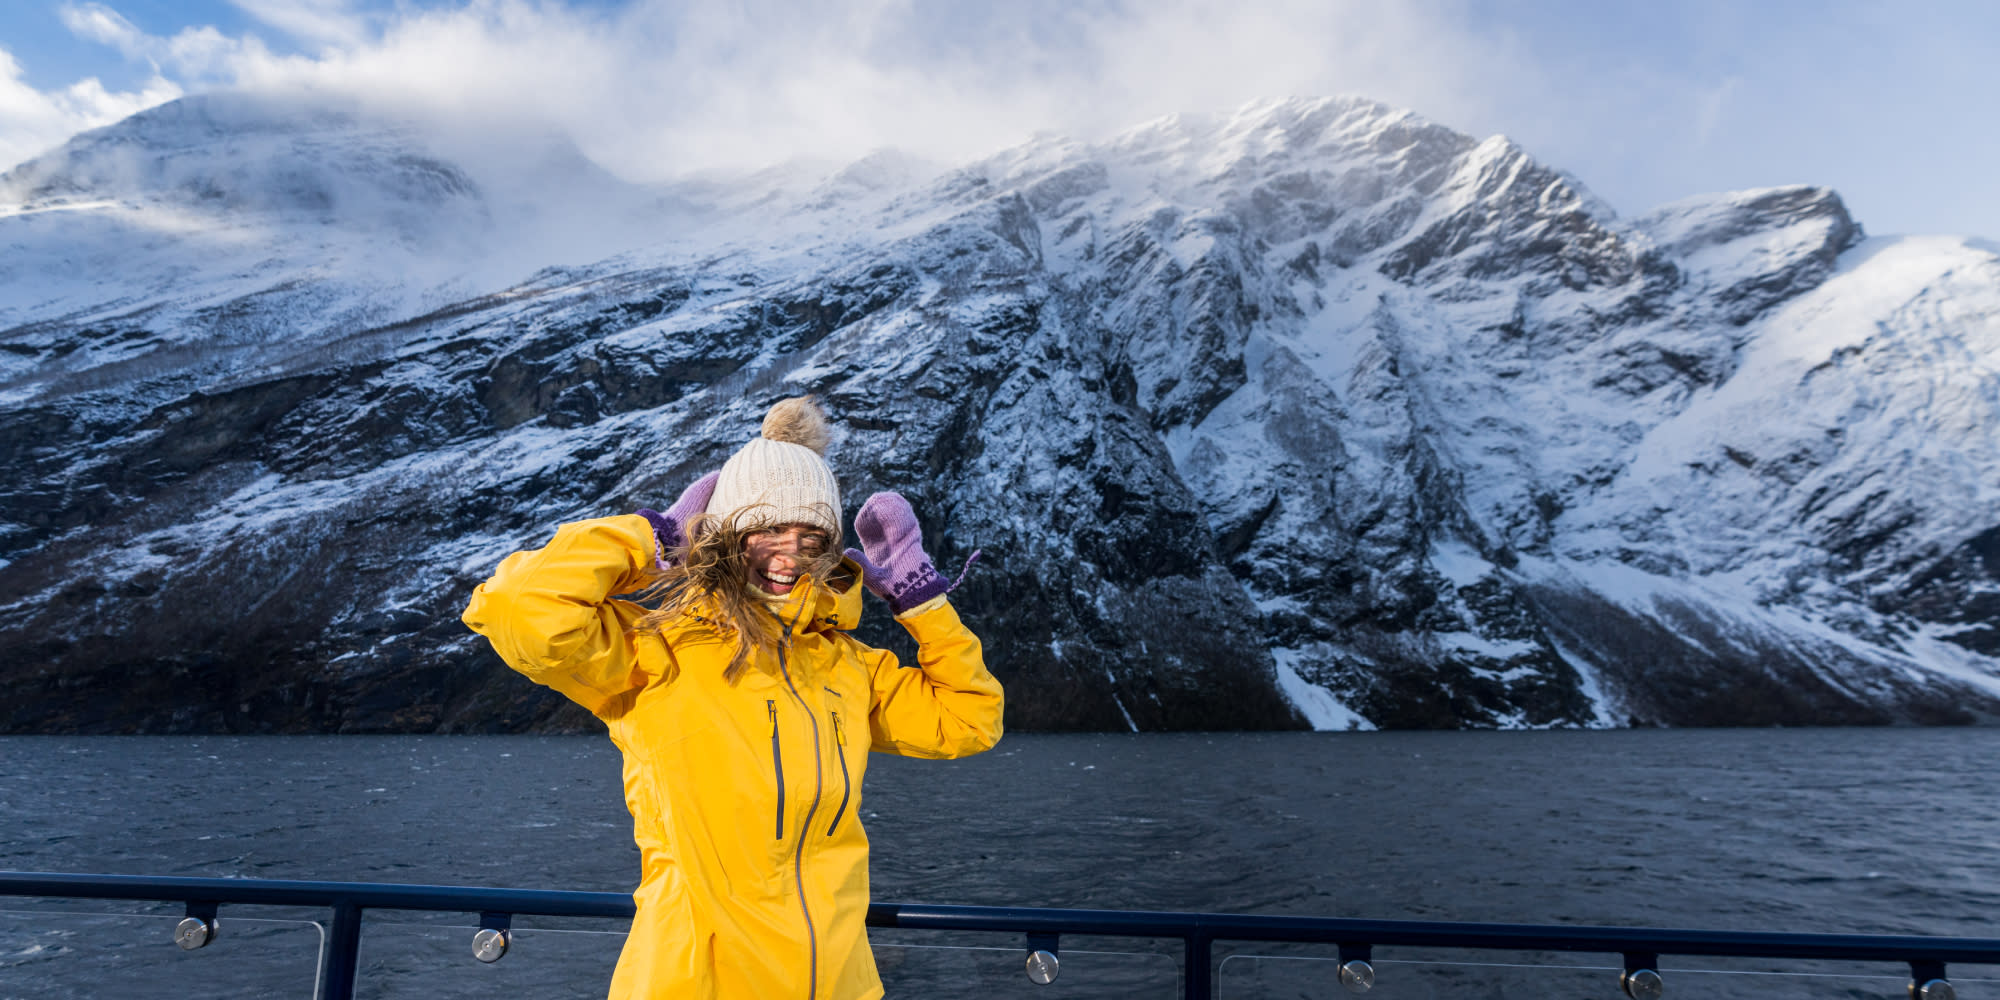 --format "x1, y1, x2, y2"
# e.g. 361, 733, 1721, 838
3, 93, 1997, 733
